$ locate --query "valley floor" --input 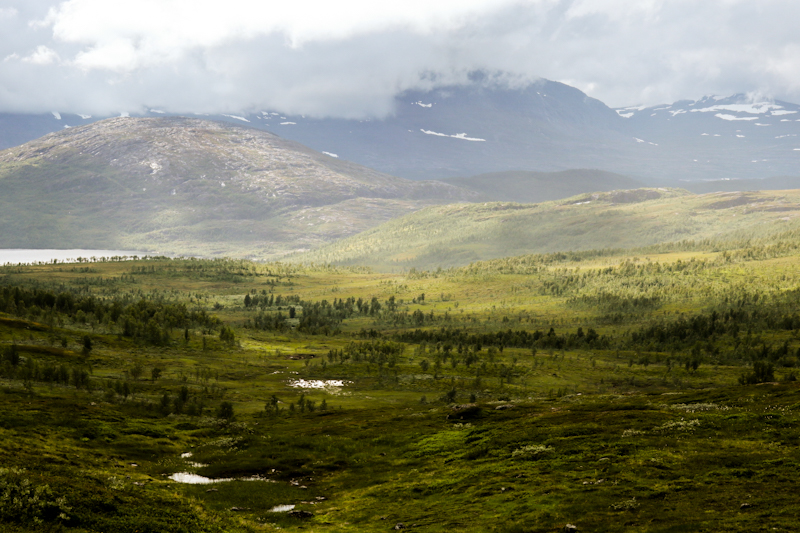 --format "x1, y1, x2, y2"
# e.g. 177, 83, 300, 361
1, 244, 799, 531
